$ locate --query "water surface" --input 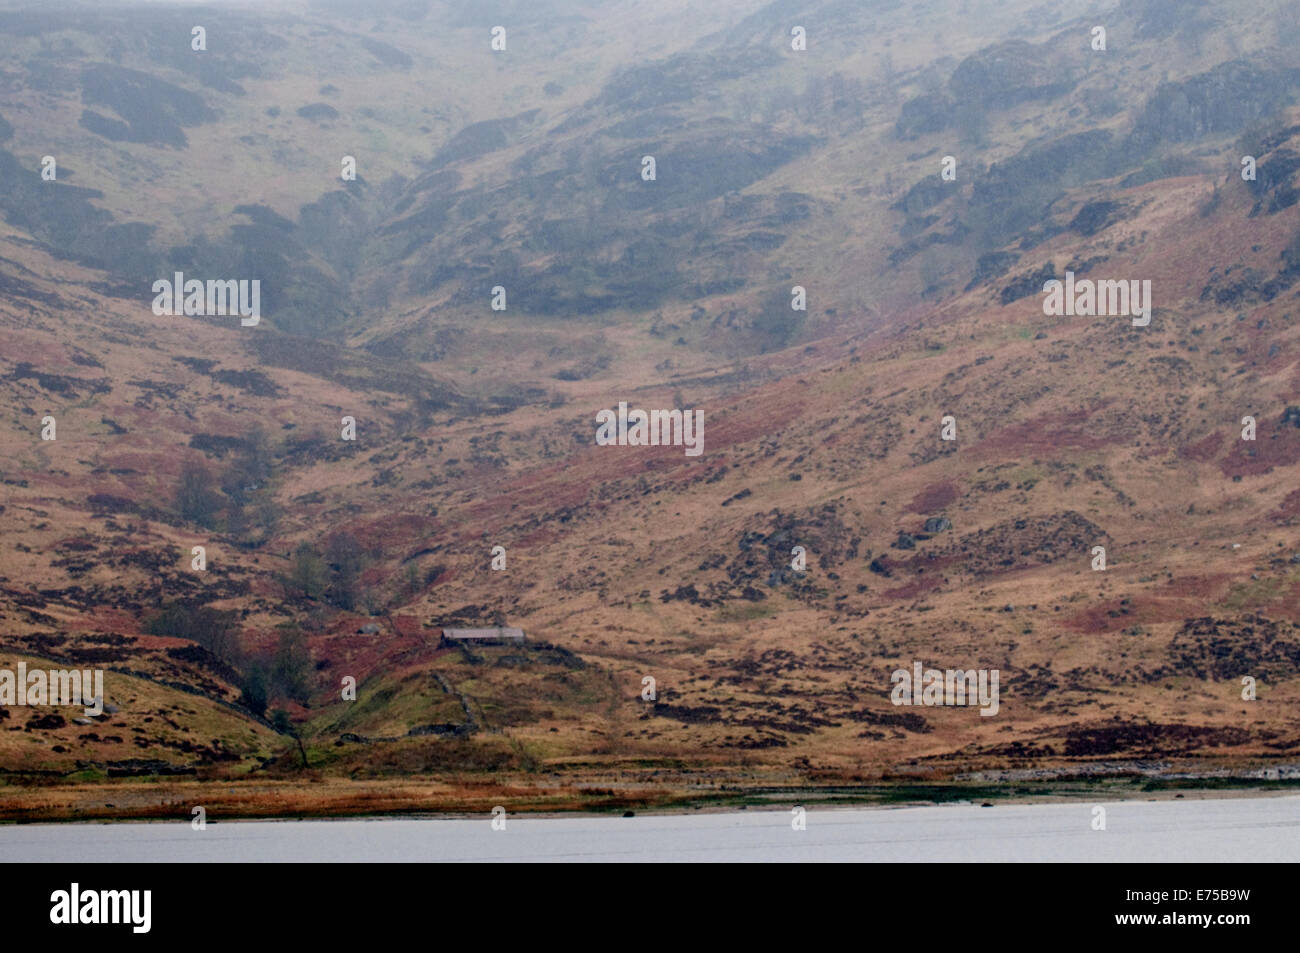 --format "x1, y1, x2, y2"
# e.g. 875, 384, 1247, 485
5, 795, 1297, 862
